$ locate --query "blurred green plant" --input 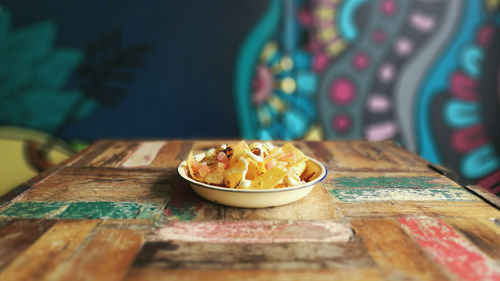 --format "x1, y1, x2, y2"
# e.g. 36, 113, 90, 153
0, 9, 96, 133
